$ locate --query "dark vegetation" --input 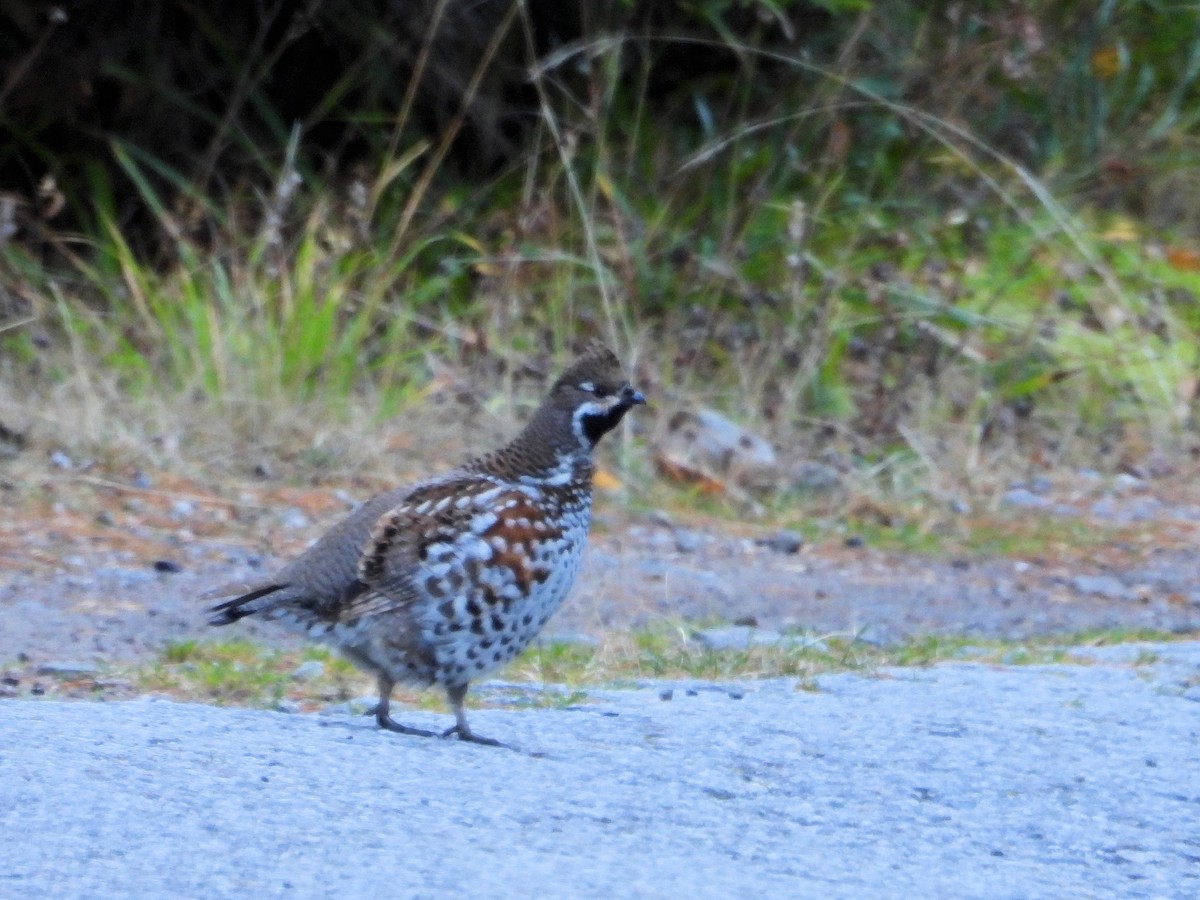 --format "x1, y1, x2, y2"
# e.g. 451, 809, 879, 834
2, 0, 1200, 500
